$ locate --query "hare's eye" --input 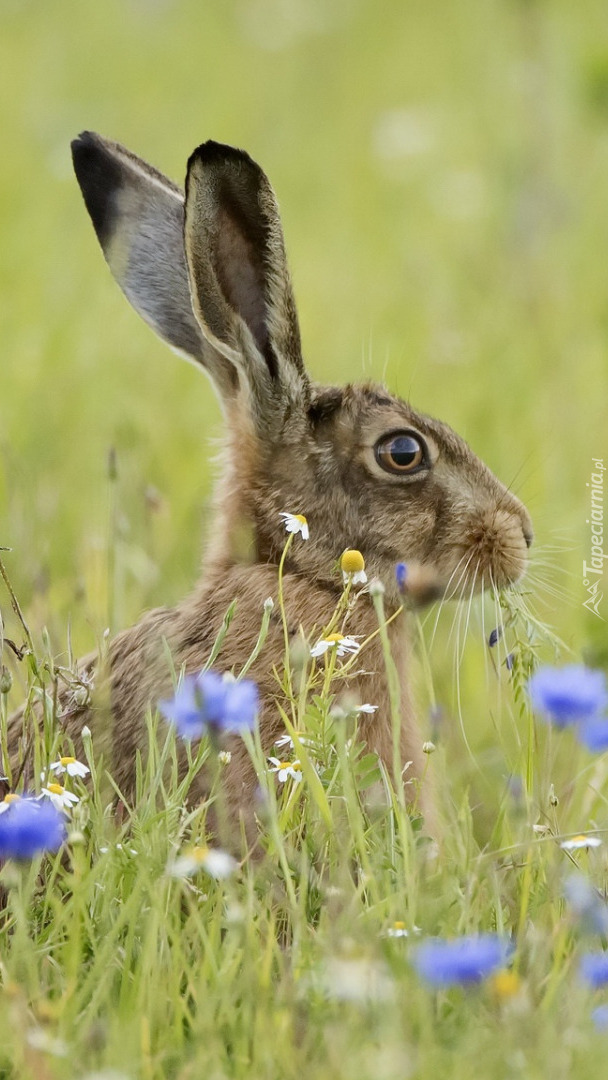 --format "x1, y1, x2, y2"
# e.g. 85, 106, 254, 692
374, 431, 427, 475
